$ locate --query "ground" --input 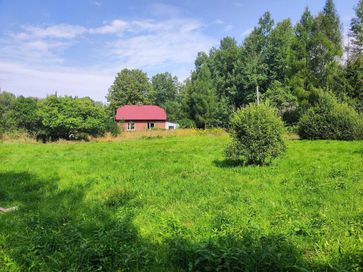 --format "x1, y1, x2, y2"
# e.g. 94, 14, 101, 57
0, 133, 362, 271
